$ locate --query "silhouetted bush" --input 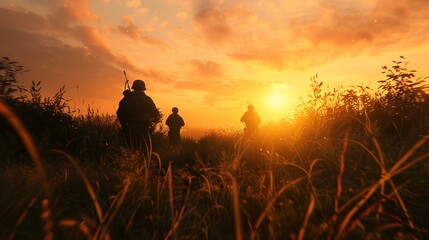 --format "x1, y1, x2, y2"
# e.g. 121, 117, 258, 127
0, 58, 124, 163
